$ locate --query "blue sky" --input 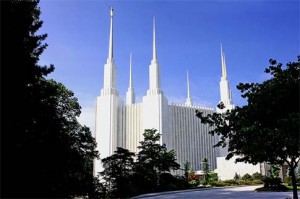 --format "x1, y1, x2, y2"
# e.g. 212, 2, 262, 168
38, 0, 299, 132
